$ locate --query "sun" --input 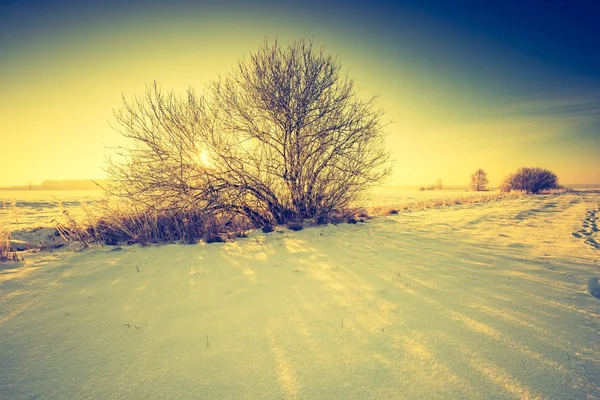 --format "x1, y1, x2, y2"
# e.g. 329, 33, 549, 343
197, 149, 213, 168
